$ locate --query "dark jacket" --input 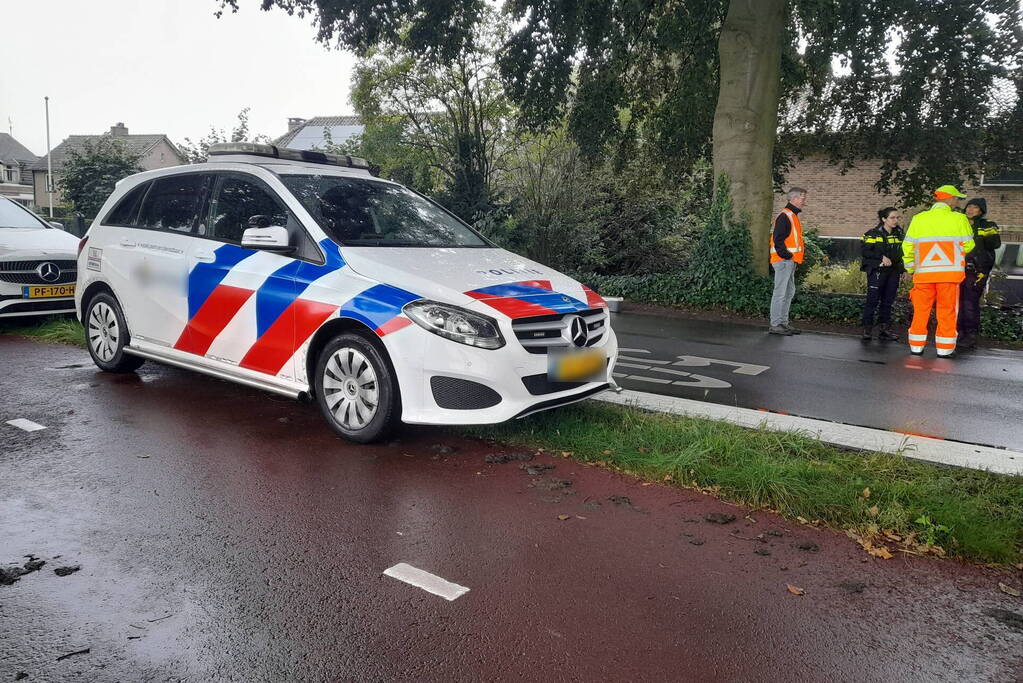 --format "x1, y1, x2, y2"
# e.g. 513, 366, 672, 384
772, 203, 802, 260
966, 216, 1001, 274
860, 223, 906, 274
